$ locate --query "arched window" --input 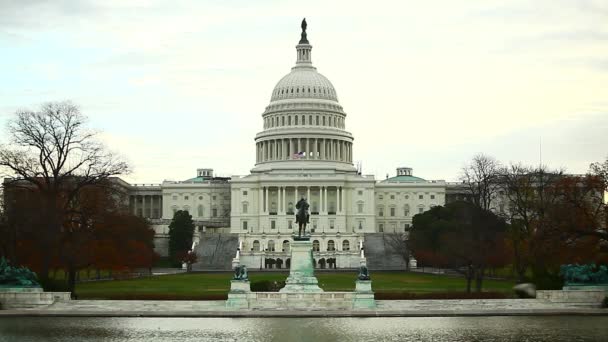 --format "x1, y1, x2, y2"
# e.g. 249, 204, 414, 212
313, 240, 320, 252
253, 240, 260, 252
282, 116, 285, 126
327, 240, 335, 251
267, 240, 275, 252
197, 204, 204, 217
282, 240, 290, 252
342, 240, 350, 251
301, 115, 305, 125
295, 116, 298, 125
404, 204, 410, 217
